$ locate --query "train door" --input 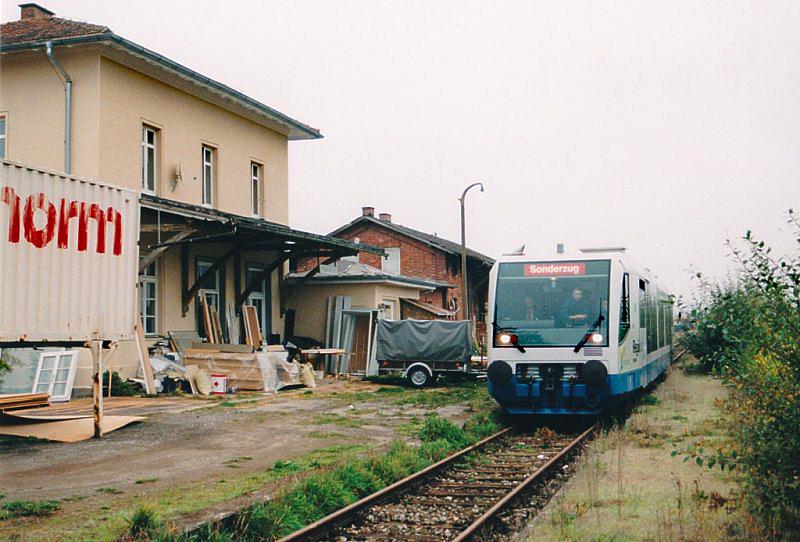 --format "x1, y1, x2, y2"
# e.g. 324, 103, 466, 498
637, 279, 648, 361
